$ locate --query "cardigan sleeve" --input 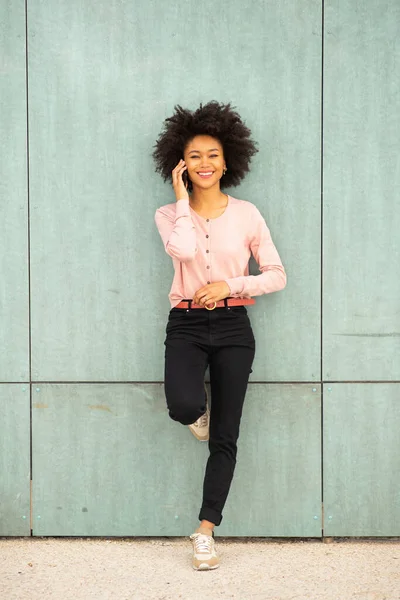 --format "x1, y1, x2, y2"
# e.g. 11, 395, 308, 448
224, 205, 287, 297
154, 198, 197, 262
